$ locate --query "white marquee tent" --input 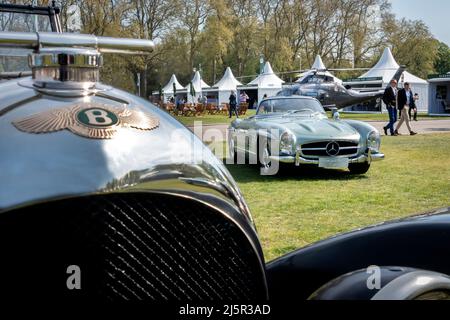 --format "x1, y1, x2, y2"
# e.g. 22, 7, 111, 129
246, 61, 284, 102
186, 71, 210, 103
214, 67, 242, 105
358, 47, 429, 111
161, 74, 184, 102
